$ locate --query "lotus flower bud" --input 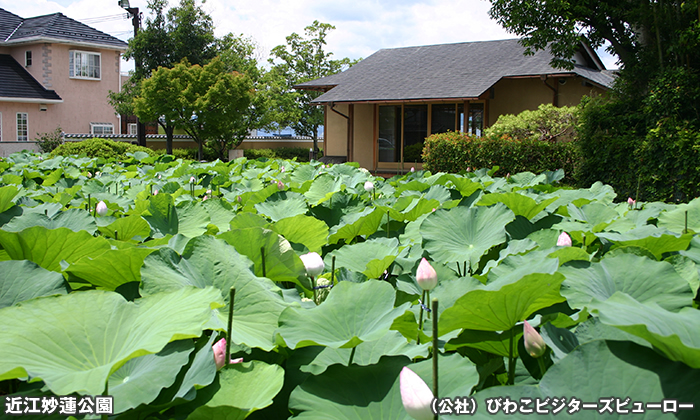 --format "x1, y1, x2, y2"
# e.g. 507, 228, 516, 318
95, 201, 108, 217
556, 232, 572, 247
416, 258, 438, 291
627, 197, 636, 208
277, 181, 285, 190
189, 176, 195, 184
157, 174, 161, 180
523, 320, 546, 358
213, 338, 243, 370
300, 252, 324, 278
281, 166, 286, 172
237, 196, 242, 203
399, 367, 434, 420
153, 189, 158, 196
410, 167, 415, 172
364, 181, 374, 192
